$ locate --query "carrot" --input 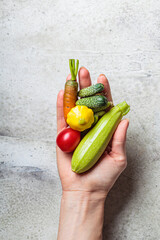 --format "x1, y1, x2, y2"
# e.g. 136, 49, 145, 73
63, 59, 79, 121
